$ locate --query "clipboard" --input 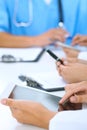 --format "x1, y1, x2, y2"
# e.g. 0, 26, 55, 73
0, 48, 45, 63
